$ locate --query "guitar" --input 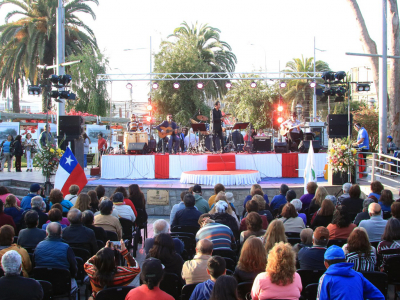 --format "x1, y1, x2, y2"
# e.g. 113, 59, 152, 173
280, 122, 305, 136
158, 126, 174, 139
